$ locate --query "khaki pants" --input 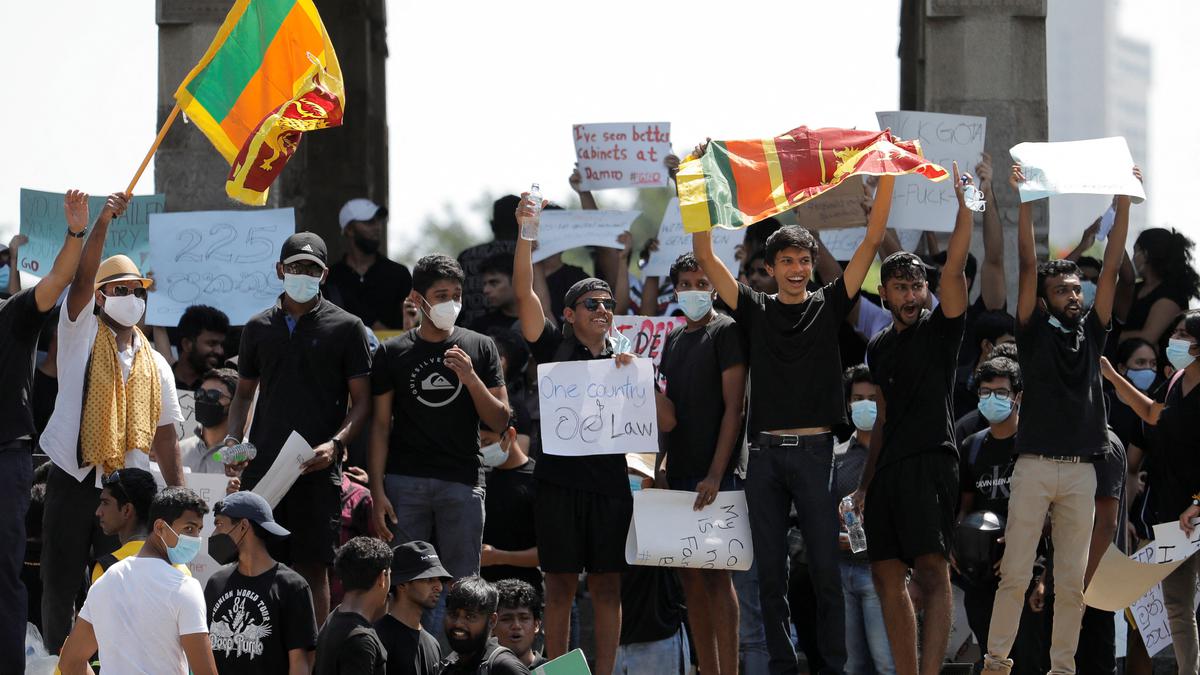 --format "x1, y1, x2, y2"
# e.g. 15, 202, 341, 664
987, 455, 1095, 675
1161, 552, 1200, 674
